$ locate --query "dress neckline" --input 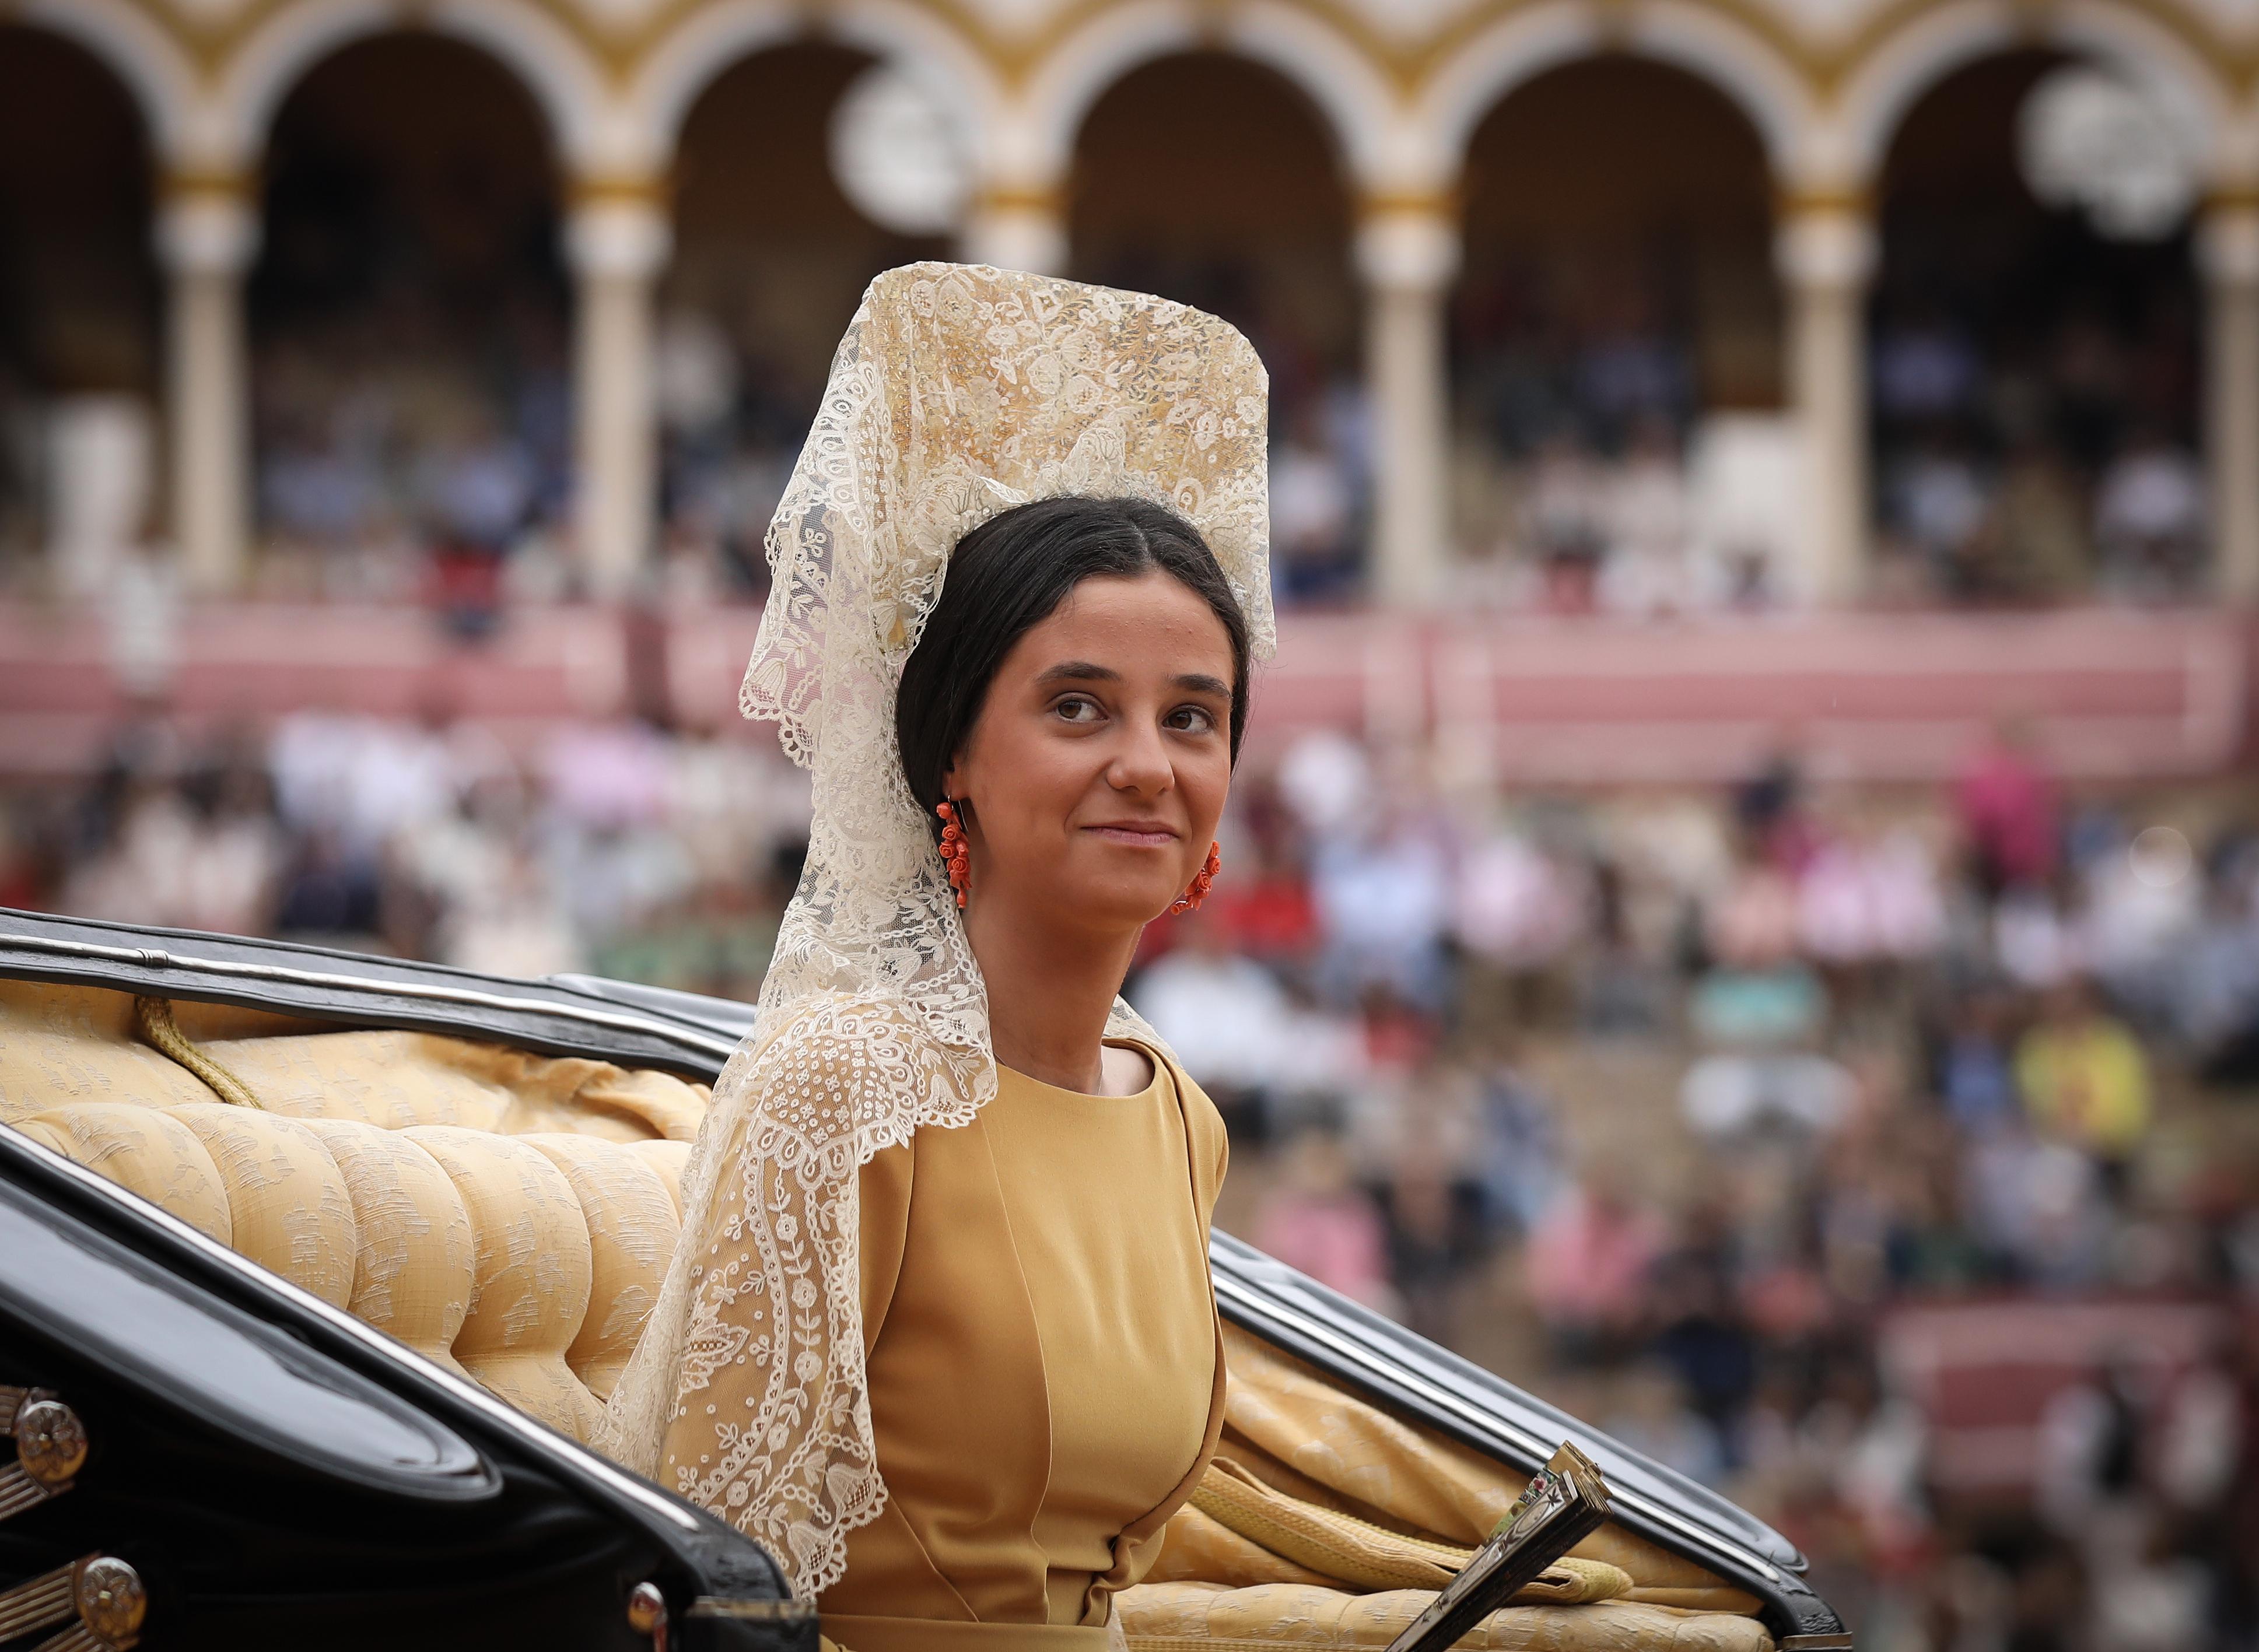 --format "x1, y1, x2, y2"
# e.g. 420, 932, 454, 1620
999, 1039, 1164, 1104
